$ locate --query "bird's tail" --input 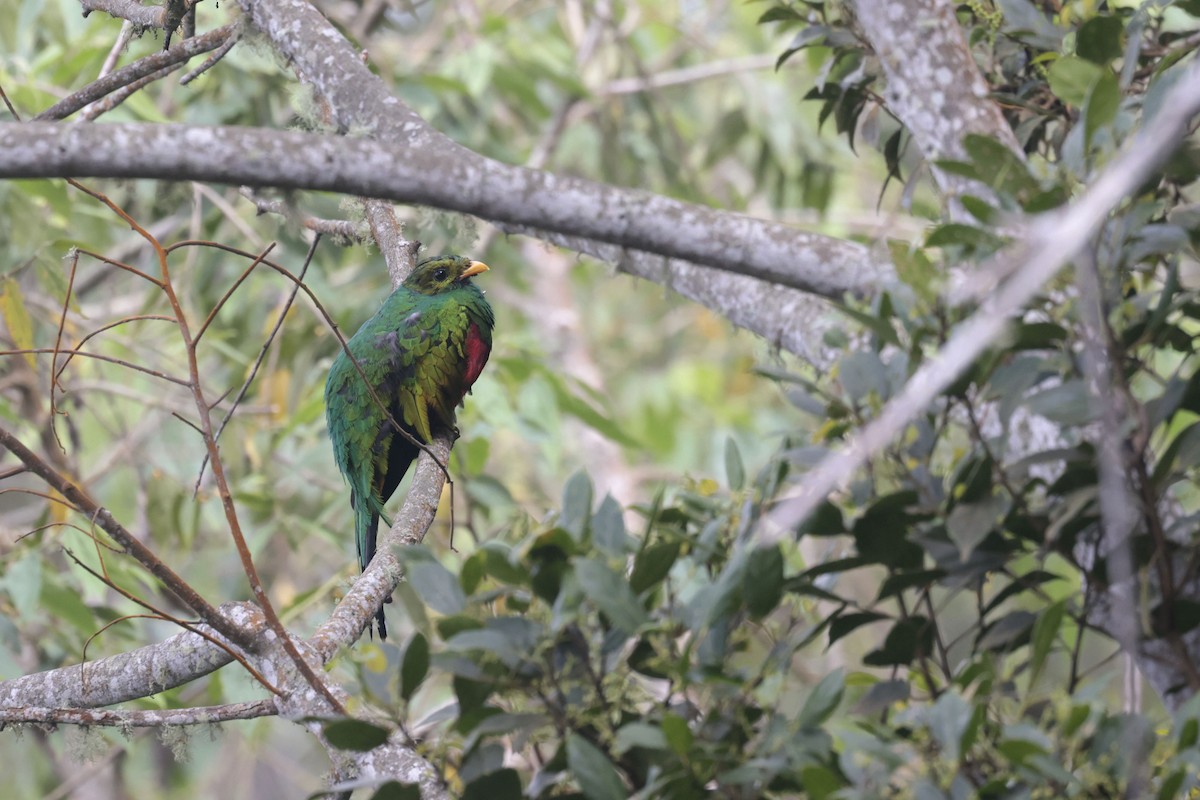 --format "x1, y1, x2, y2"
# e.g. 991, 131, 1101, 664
355, 494, 390, 640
